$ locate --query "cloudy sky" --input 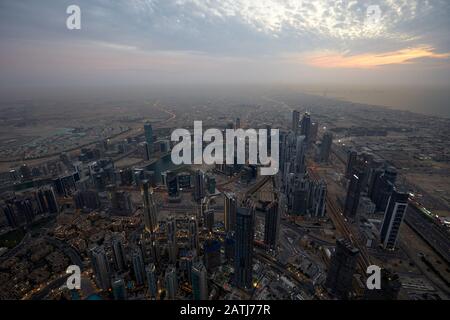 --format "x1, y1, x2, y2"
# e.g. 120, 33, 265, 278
0, 0, 449, 88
